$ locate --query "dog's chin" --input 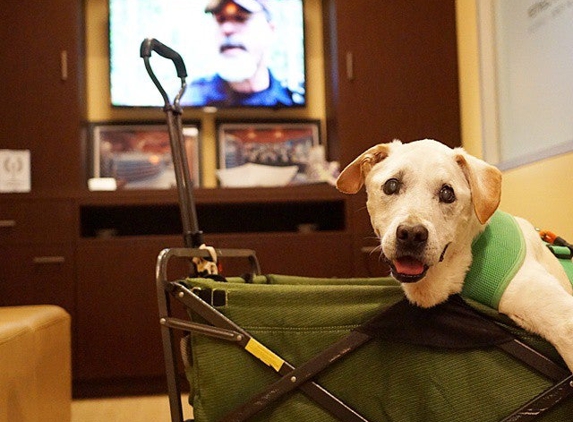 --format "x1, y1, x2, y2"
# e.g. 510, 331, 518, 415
387, 256, 429, 284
